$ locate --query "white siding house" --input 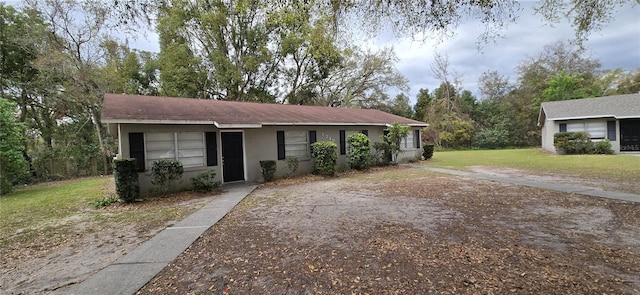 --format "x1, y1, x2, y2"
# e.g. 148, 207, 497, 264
538, 93, 640, 154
